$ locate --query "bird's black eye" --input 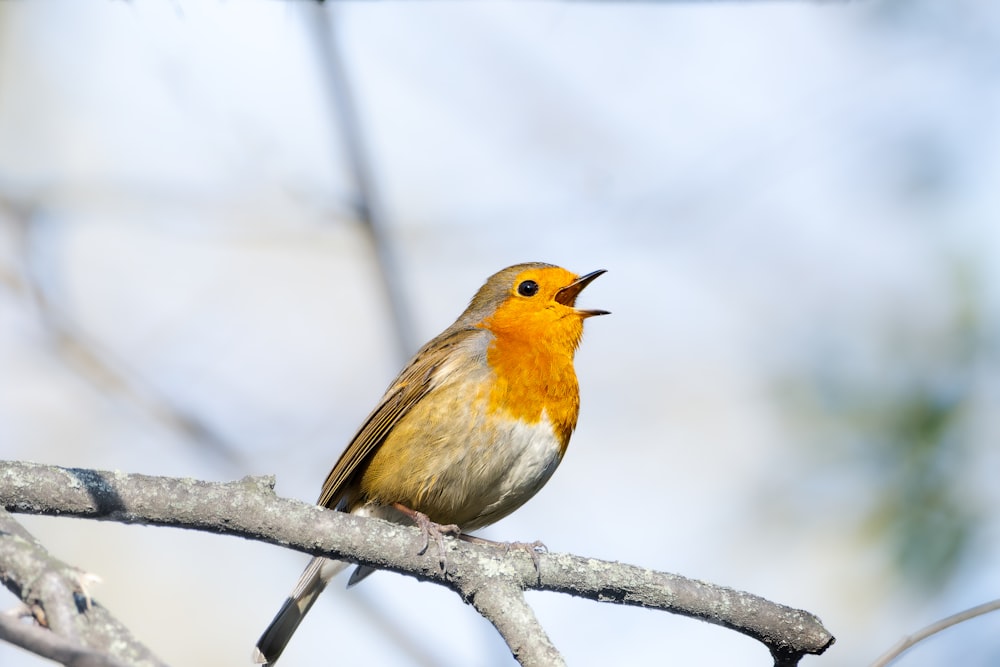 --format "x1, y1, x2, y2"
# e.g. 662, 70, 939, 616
517, 280, 539, 297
